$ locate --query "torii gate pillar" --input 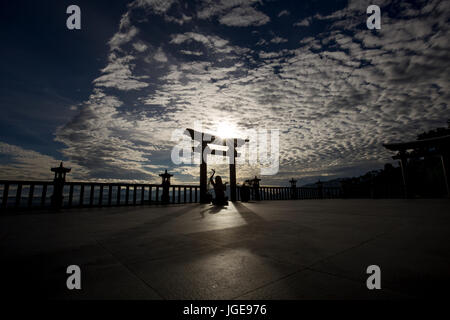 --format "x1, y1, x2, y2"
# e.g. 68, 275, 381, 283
199, 141, 208, 203
229, 139, 239, 202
